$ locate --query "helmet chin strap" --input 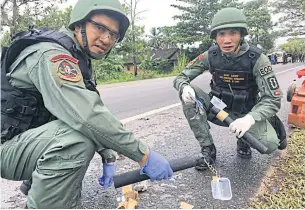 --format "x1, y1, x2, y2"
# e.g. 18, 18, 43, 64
80, 23, 109, 60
